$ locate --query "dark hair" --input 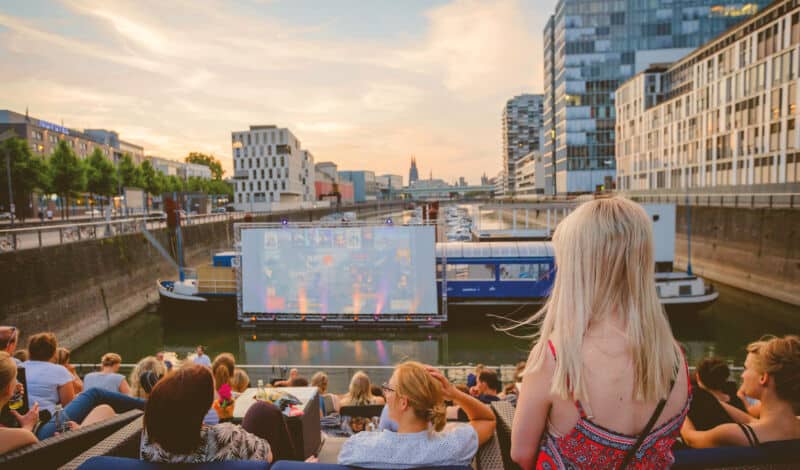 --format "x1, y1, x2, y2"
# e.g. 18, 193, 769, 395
478, 370, 502, 393
370, 384, 384, 398
139, 371, 162, 395
144, 365, 214, 454
696, 357, 730, 391
289, 376, 309, 387
28, 332, 57, 361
